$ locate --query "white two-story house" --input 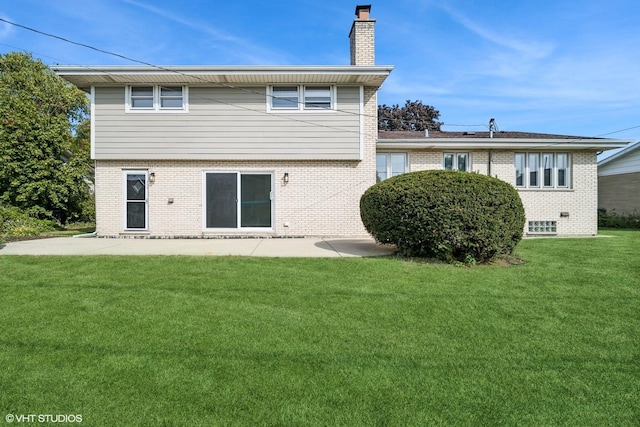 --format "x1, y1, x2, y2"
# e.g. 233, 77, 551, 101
55, 5, 391, 238
54, 5, 630, 238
